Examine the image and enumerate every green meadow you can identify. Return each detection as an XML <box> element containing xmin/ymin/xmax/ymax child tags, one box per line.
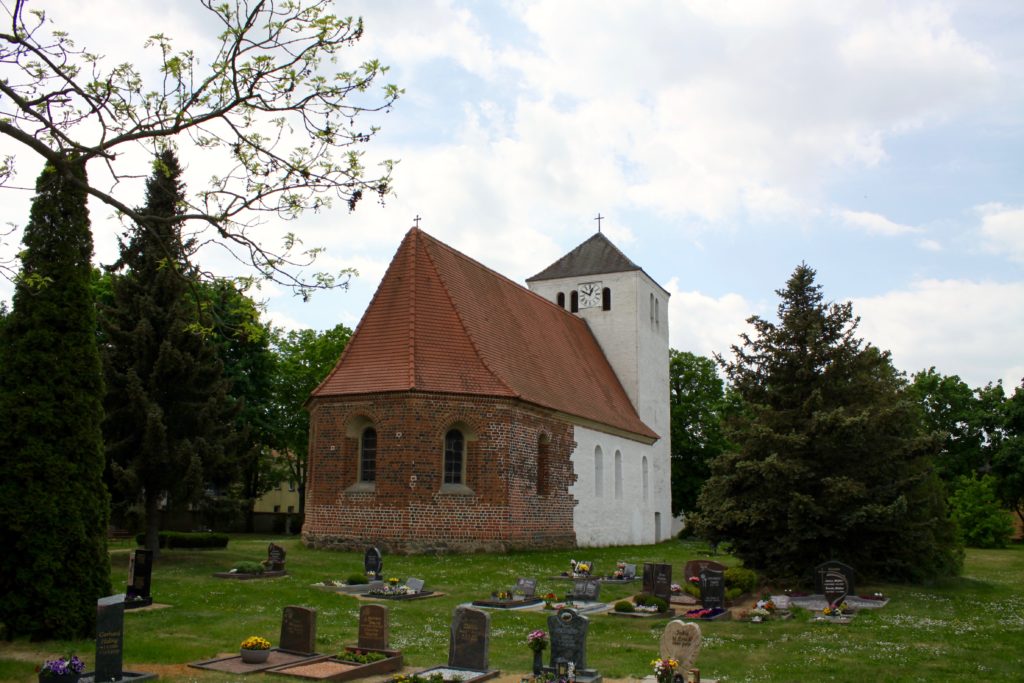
<box><xmin>1</xmin><ymin>537</ymin><xmax>1021</xmax><ymax>682</ymax></box>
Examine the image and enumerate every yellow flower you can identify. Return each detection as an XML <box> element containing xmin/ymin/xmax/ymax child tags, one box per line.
<box><xmin>241</xmin><ymin>636</ymin><xmax>271</xmax><ymax>650</ymax></box>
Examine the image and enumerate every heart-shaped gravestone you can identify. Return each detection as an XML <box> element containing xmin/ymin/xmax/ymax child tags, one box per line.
<box><xmin>660</xmin><ymin>620</ymin><xmax>702</xmax><ymax>670</ymax></box>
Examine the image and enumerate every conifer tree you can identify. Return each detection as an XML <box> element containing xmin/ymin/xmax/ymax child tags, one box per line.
<box><xmin>0</xmin><ymin>162</ymin><xmax>111</xmax><ymax>640</ymax></box>
<box><xmin>101</xmin><ymin>150</ymin><xmax>239</xmax><ymax>554</ymax></box>
<box><xmin>695</xmin><ymin>264</ymin><xmax>962</xmax><ymax>582</ymax></box>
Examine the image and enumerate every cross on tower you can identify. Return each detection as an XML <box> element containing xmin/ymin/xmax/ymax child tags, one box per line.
<box><xmin>594</xmin><ymin>213</ymin><xmax>604</xmax><ymax>232</ymax></box>
<box><xmin>413</xmin><ymin>215</ymin><xmax>422</xmax><ymax>228</ymax></box>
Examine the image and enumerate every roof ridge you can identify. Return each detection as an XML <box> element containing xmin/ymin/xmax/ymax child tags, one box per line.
<box><xmin>416</xmin><ymin>230</ymin><xmax>518</xmax><ymax>399</ymax></box>
<box><xmin>407</xmin><ymin>228</ymin><xmax>417</xmax><ymax>388</ymax></box>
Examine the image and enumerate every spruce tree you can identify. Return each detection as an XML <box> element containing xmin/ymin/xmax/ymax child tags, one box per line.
<box><xmin>101</xmin><ymin>150</ymin><xmax>238</xmax><ymax>554</ymax></box>
<box><xmin>0</xmin><ymin>162</ymin><xmax>111</xmax><ymax>640</ymax></box>
<box><xmin>695</xmin><ymin>264</ymin><xmax>962</xmax><ymax>582</ymax></box>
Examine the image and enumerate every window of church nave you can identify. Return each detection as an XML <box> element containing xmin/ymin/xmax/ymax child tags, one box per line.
<box><xmin>444</xmin><ymin>429</ymin><xmax>465</xmax><ymax>485</ymax></box>
<box><xmin>642</xmin><ymin>455</ymin><xmax>649</xmax><ymax>500</ymax></box>
<box><xmin>359</xmin><ymin>427</ymin><xmax>377</xmax><ymax>483</ymax></box>
<box><xmin>649</xmin><ymin>293</ymin><xmax>655</xmax><ymax>328</ymax></box>
<box><xmin>557</xmin><ymin>292</ymin><xmax>565</xmax><ymax>308</ymax></box>
<box><xmin>594</xmin><ymin>445</ymin><xmax>604</xmax><ymax>497</ymax></box>
<box><xmin>614</xmin><ymin>450</ymin><xmax>622</xmax><ymax>499</ymax></box>
<box><xmin>602</xmin><ymin>287</ymin><xmax>611</xmax><ymax>311</ymax></box>
<box><xmin>655</xmin><ymin>298</ymin><xmax>660</xmax><ymax>329</ymax></box>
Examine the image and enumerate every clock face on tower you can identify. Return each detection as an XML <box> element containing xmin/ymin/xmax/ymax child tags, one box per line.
<box><xmin>578</xmin><ymin>281</ymin><xmax>602</xmax><ymax>309</ymax></box>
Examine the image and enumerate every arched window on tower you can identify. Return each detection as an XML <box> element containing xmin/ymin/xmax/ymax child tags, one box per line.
<box><xmin>649</xmin><ymin>293</ymin><xmax>655</xmax><ymax>328</ymax></box>
<box><xmin>570</xmin><ymin>290</ymin><xmax>579</xmax><ymax>313</ymax></box>
<box><xmin>594</xmin><ymin>446</ymin><xmax>604</xmax><ymax>497</ymax></box>
<box><xmin>444</xmin><ymin>429</ymin><xmax>465</xmax><ymax>485</ymax></box>
<box><xmin>655</xmin><ymin>298</ymin><xmax>660</xmax><ymax>329</ymax></box>
<box><xmin>602</xmin><ymin>287</ymin><xmax>611</xmax><ymax>311</ymax></box>
<box><xmin>556</xmin><ymin>292</ymin><xmax>565</xmax><ymax>309</ymax></box>
<box><xmin>359</xmin><ymin>427</ymin><xmax>377</xmax><ymax>483</ymax></box>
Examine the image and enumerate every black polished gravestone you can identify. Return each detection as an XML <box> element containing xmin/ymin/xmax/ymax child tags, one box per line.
<box><xmin>125</xmin><ymin>549</ymin><xmax>153</xmax><ymax>609</ymax></box>
<box><xmin>546</xmin><ymin>607</ymin><xmax>601</xmax><ymax>683</ymax></box>
<box><xmin>698</xmin><ymin>568</ymin><xmax>725</xmax><ymax>610</ymax></box>
<box><xmin>815</xmin><ymin>561</ymin><xmax>855</xmax><ymax>604</ymax></box>
<box><xmin>449</xmin><ymin>606</ymin><xmax>491</xmax><ymax>671</ymax></box>
<box><xmin>279</xmin><ymin>605</ymin><xmax>317</xmax><ymax>655</ymax></box>
<box><xmin>514</xmin><ymin>577</ymin><xmax>538</xmax><ymax>597</ymax></box>
<box><xmin>264</xmin><ymin>542</ymin><xmax>287</xmax><ymax>572</ymax></box>
<box><xmin>364</xmin><ymin>546</ymin><xmax>383</xmax><ymax>577</ymax></box>
<box><xmin>643</xmin><ymin>563</ymin><xmax>673</xmax><ymax>603</ymax></box>
<box><xmin>567</xmin><ymin>578</ymin><xmax>601</xmax><ymax>602</ymax></box>
<box><xmin>84</xmin><ymin>594</ymin><xmax>156</xmax><ymax>683</ymax></box>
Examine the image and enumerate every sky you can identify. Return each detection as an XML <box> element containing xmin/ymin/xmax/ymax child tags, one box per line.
<box><xmin>1</xmin><ymin>0</ymin><xmax>1022</xmax><ymax>390</ymax></box>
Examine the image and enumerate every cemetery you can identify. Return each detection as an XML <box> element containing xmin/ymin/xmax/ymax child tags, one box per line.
<box><xmin>2</xmin><ymin>536</ymin><xmax>1022</xmax><ymax>682</ymax></box>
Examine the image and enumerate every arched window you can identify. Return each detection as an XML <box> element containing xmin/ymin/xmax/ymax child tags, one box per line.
<box><xmin>444</xmin><ymin>429</ymin><xmax>465</xmax><ymax>485</ymax></box>
<box><xmin>556</xmin><ymin>292</ymin><xmax>565</xmax><ymax>309</ymax></box>
<box><xmin>642</xmin><ymin>456</ymin><xmax>649</xmax><ymax>500</ymax></box>
<box><xmin>655</xmin><ymin>298</ymin><xmax>660</xmax><ymax>329</ymax></box>
<box><xmin>614</xmin><ymin>450</ymin><xmax>622</xmax><ymax>499</ymax></box>
<box><xmin>570</xmin><ymin>290</ymin><xmax>579</xmax><ymax>313</ymax></box>
<box><xmin>602</xmin><ymin>287</ymin><xmax>611</xmax><ymax>311</ymax></box>
<box><xmin>537</xmin><ymin>434</ymin><xmax>551</xmax><ymax>496</ymax></box>
<box><xmin>359</xmin><ymin>427</ymin><xmax>377</xmax><ymax>483</ymax></box>
<box><xmin>649</xmin><ymin>293</ymin><xmax>655</xmax><ymax>328</ymax></box>
<box><xmin>594</xmin><ymin>446</ymin><xmax>604</xmax><ymax>497</ymax></box>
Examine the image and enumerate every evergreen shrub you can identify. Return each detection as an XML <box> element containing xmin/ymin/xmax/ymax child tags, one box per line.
<box><xmin>724</xmin><ymin>567</ymin><xmax>758</xmax><ymax>594</ymax></box>
<box><xmin>614</xmin><ymin>600</ymin><xmax>635</xmax><ymax>613</ymax></box>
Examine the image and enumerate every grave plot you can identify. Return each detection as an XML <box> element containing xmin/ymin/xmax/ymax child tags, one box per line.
<box><xmin>541</xmin><ymin>579</ymin><xmax>609</xmax><ymax>615</ymax></box>
<box><xmin>213</xmin><ymin>542</ymin><xmax>289</xmax><ymax>580</ymax></box>
<box><xmin>680</xmin><ymin>567</ymin><xmax>730</xmax><ymax>621</ymax></box>
<box><xmin>271</xmin><ymin>604</ymin><xmax>403</xmax><ymax>681</ymax></box>
<box><xmin>598</xmin><ymin>562</ymin><xmax>638</xmax><ymax>584</ymax></box>
<box><xmin>79</xmin><ymin>594</ymin><xmax>157</xmax><ymax>682</ymax></box>
<box><xmin>311</xmin><ymin>549</ymin><xmax>386</xmax><ymax>595</ymax></box>
<box><xmin>610</xmin><ymin>563</ymin><xmax>675</xmax><ymax>618</ymax></box>
<box><xmin>471</xmin><ymin>577</ymin><xmax>543</xmax><ymax>609</ymax></box>
<box><xmin>552</xmin><ymin>559</ymin><xmax>595</xmax><ymax>580</ymax></box>
<box><xmin>786</xmin><ymin>561</ymin><xmax>889</xmax><ymax>623</ymax></box>
<box><xmin>124</xmin><ymin>549</ymin><xmax>154</xmax><ymax>609</ymax></box>
<box><xmin>658</xmin><ymin>620</ymin><xmax>718</xmax><ymax>683</ymax></box>
<box><xmin>189</xmin><ymin>605</ymin><xmax>321</xmax><ymax>674</ymax></box>
<box><xmin>360</xmin><ymin>577</ymin><xmax>441</xmax><ymax>601</ymax></box>
<box><xmin>543</xmin><ymin>608</ymin><xmax>602</xmax><ymax>683</ymax></box>
<box><xmin>398</xmin><ymin>606</ymin><xmax>499</xmax><ymax>683</ymax></box>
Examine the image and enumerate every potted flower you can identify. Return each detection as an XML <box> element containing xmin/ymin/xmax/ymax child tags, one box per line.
<box><xmin>651</xmin><ymin>657</ymin><xmax>679</xmax><ymax>683</ymax></box>
<box><xmin>526</xmin><ymin>629</ymin><xmax>548</xmax><ymax>675</ymax></box>
<box><xmin>240</xmin><ymin>636</ymin><xmax>272</xmax><ymax>663</ymax></box>
<box><xmin>37</xmin><ymin>655</ymin><xmax>85</xmax><ymax>683</ymax></box>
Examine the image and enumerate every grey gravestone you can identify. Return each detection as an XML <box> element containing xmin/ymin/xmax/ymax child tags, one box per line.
<box><xmin>364</xmin><ymin>546</ymin><xmax>383</xmax><ymax>576</ymax></box>
<box><xmin>449</xmin><ymin>606</ymin><xmax>490</xmax><ymax>671</ymax></box>
<box><xmin>406</xmin><ymin>577</ymin><xmax>425</xmax><ymax>593</ymax></box>
<box><xmin>659</xmin><ymin>621</ymin><xmax>702</xmax><ymax>670</ymax></box>
<box><xmin>623</xmin><ymin>563</ymin><xmax>637</xmax><ymax>580</ymax></box>
<box><xmin>815</xmin><ymin>561</ymin><xmax>855</xmax><ymax>603</ymax></box>
<box><xmin>569</xmin><ymin>578</ymin><xmax>601</xmax><ymax>602</ymax></box>
<box><xmin>126</xmin><ymin>549</ymin><xmax>153</xmax><ymax>604</ymax></box>
<box><xmin>698</xmin><ymin>568</ymin><xmax>725</xmax><ymax>609</ymax></box>
<box><xmin>548</xmin><ymin>607</ymin><xmax>589</xmax><ymax>670</ymax></box>
<box><xmin>358</xmin><ymin>604</ymin><xmax>389</xmax><ymax>650</ymax></box>
<box><xmin>683</xmin><ymin>559</ymin><xmax>727</xmax><ymax>580</ymax></box>
<box><xmin>266</xmin><ymin>543</ymin><xmax>287</xmax><ymax>571</ymax></box>
<box><xmin>643</xmin><ymin>563</ymin><xmax>672</xmax><ymax>602</ymax></box>
<box><xmin>279</xmin><ymin>605</ymin><xmax>317</xmax><ymax>654</ymax></box>
<box><xmin>515</xmin><ymin>577</ymin><xmax>538</xmax><ymax>597</ymax></box>
<box><xmin>95</xmin><ymin>594</ymin><xmax>126</xmax><ymax>682</ymax></box>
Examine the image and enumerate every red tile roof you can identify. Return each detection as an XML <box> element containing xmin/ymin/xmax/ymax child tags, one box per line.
<box><xmin>312</xmin><ymin>228</ymin><xmax>658</xmax><ymax>441</ymax></box>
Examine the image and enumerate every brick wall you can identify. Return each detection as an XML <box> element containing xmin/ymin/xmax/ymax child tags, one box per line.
<box><xmin>303</xmin><ymin>392</ymin><xmax>577</xmax><ymax>553</ymax></box>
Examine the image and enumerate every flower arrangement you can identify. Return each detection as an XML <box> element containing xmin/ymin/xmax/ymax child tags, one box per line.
<box><xmin>822</xmin><ymin>601</ymin><xmax>850</xmax><ymax>617</ymax></box>
<box><xmin>612</xmin><ymin>562</ymin><xmax>626</xmax><ymax>579</ymax></box>
<box><xmin>748</xmin><ymin>607</ymin><xmax>771</xmax><ymax>622</ymax></box>
<box><xmin>369</xmin><ymin>583</ymin><xmax>413</xmax><ymax>596</ymax></box>
<box><xmin>241</xmin><ymin>636</ymin><xmax>271</xmax><ymax>650</ymax></box>
<box><xmin>670</xmin><ymin>583</ymin><xmax>682</xmax><ymax>594</ymax></box>
<box><xmin>569</xmin><ymin>559</ymin><xmax>591</xmax><ymax>577</ymax></box>
<box><xmin>651</xmin><ymin>657</ymin><xmax>679</xmax><ymax>683</ymax></box>
<box><xmin>491</xmin><ymin>590</ymin><xmax>513</xmax><ymax>600</ymax></box>
<box><xmin>527</xmin><ymin>629</ymin><xmax>548</xmax><ymax>652</ymax></box>
<box><xmin>37</xmin><ymin>655</ymin><xmax>85</xmax><ymax>679</ymax></box>
<box><xmin>388</xmin><ymin>577</ymin><xmax>401</xmax><ymax>586</ymax></box>
<box><xmin>683</xmin><ymin>607</ymin><xmax>726</xmax><ymax>620</ymax></box>
<box><xmin>688</xmin><ymin>575</ymin><xmax>700</xmax><ymax>585</ymax></box>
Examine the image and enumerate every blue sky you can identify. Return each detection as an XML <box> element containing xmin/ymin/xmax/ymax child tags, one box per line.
<box><xmin>1</xmin><ymin>1</ymin><xmax>1022</xmax><ymax>390</ymax></box>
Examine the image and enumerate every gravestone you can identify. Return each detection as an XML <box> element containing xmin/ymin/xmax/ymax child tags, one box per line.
<box><xmin>815</xmin><ymin>561</ymin><xmax>855</xmax><ymax>604</ymax></box>
<box><xmin>683</xmin><ymin>559</ymin><xmax>727</xmax><ymax>580</ymax></box>
<box><xmin>448</xmin><ymin>606</ymin><xmax>490</xmax><ymax>671</ymax></box>
<box><xmin>515</xmin><ymin>577</ymin><xmax>538</xmax><ymax>597</ymax></box>
<box><xmin>659</xmin><ymin>620</ymin><xmax>702</xmax><ymax>671</ymax></box>
<box><xmin>698</xmin><ymin>568</ymin><xmax>725</xmax><ymax>609</ymax></box>
<box><xmin>125</xmin><ymin>549</ymin><xmax>153</xmax><ymax>607</ymax></box>
<box><xmin>265</xmin><ymin>543</ymin><xmax>287</xmax><ymax>571</ymax></box>
<box><xmin>406</xmin><ymin>577</ymin><xmax>425</xmax><ymax>593</ymax></box>
<box><xmin>358</xmin><ymin>604</ymin><xmax>389</xmax><ymax>650</ymax></box>
<box><xmin>364</xmin><ymin>546</ymin><xmax>383</xmax><ymax>576</ymax></box>
<box><xmin>548</xmin><ymin>607</ymin><xmax>589</xmax><ymax>670</ymax></box>
<box><xmin>643</xmin><ymin>563</ymin><xmax>673</xmax><ymax>602</ymax></box>
<box><xmin>569</xmin><ymin>578</ymin><xmax>601</xmax><ymax>602</ymax></box>
<box><xmin>279</xmin><ymin>605</ymin><xmax>317</xmax><ymax>655</ymax></box>
<box><xmin>95</xmin><ymin>594</ymin><xmax>126</xmax><ymax>682</ymax></box>
<box><xmin>623</xmin><ymin>563</ymin><xmax>637</xmax><ymax>580</ymax></box>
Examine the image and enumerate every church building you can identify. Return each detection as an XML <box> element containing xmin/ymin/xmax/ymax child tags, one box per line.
<box><xmin>302</xmin><ymin>227</ymin><xmax>671</xmax><ymax>553</ymax></box>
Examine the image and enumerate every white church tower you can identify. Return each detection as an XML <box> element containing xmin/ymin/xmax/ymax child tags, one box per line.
<box><xmin>527</xmin><ymin>232</ymin><xmax>672</xmax><ymax>545</ymax></box>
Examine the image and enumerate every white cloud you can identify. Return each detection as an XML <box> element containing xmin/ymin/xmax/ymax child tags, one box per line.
<box><xmin>855</xmin><ymin>279</ymin><xmax>1024</xmax><ymax>389</ymax></box>
<box><xmin>838</xmin><ymin>209</ymin><xmax>923</xmax><ymax>236</ymax></box>
<box><xmin>977</xmin><ymin>203</ymin><xmax>1024</xmax><ymax>262</ymax></box>
<box><xmin>664</xmin><ymin>278</ymin><xmax>756</xmax><ymax>359</ymax></box>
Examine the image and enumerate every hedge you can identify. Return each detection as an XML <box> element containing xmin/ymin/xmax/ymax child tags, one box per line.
<box><xmin>135</xmin><ymin>531</ymin><xmax>230</xmax><ymax>549</ymax></box>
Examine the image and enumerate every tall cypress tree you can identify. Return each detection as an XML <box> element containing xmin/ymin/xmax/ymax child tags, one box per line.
<box><xmin>0</xmin><ymin>162</ymin><xmax>111</xmax><ymax>640</ymax></box>
<box><xmin>102</xmin><ymin>150</ymin><xmax>238</xmax><ymax>554</ymax></box>
<box><xmin>695</xmin><ymin>264</ymin><xmax>962</xmax><ymax>582</ymax></box>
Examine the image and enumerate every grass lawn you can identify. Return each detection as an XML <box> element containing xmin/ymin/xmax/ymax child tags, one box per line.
<box><xmin>1</xmin><ymin>538</ymin><xmax>1021</xmax><ymax>682</ymax></box>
